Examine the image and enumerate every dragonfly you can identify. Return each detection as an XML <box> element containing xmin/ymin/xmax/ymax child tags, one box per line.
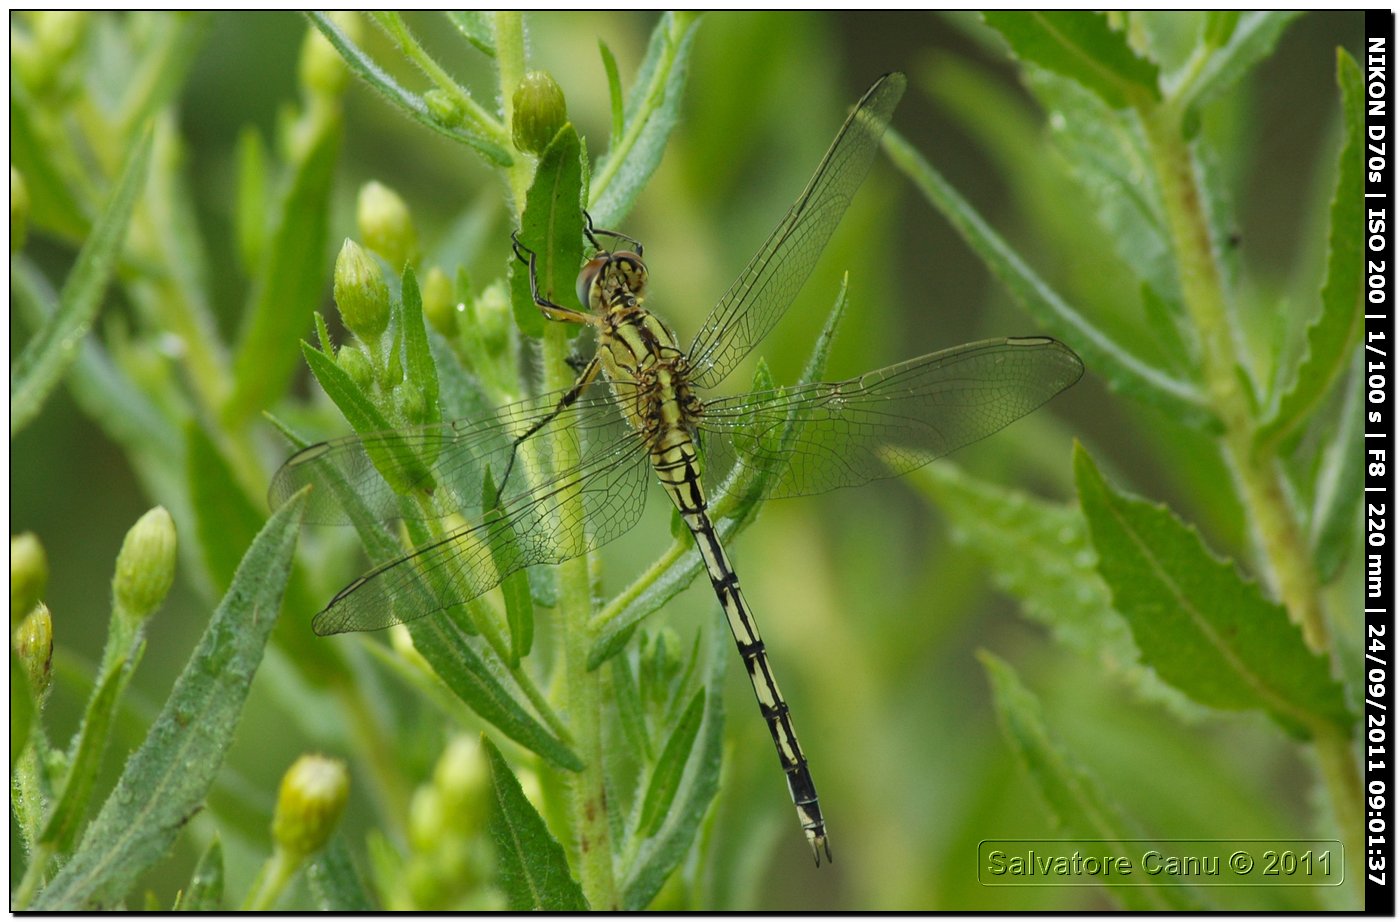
<box><xmin>270</xmin><ymin>72</ymin><xmax>1084</xmax><ymax>866</ymax></box>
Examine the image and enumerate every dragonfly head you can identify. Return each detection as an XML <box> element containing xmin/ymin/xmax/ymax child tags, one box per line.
<box><xmin>578</xmin><ymin>250</ymin><xmax>648</xmax><ymax>311</ymax></box>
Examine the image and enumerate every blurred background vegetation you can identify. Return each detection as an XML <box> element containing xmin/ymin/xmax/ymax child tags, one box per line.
<box><xmin>11</xmin><ymin>10</ymin><xmax>1363</xmax><ymax>910</ymax></box>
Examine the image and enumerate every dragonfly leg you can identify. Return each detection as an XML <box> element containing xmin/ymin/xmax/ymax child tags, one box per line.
<box><xmin>583</xmin><ymin>209</ymin><xmax>644</xmax><ymax>256</ymax></box>
<box><xmin>511</xmin><ymin>232</ymin><xmax>593</xmax><ymax>323</ymax></box>
<box><xmin>497</xmin><ymin>353</ymin><xmax>602</xmax><ymax>498</ymax></box>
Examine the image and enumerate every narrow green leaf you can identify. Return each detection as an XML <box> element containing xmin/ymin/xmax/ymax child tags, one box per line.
<box><xmin>1177</xmin><ymin>12</ymin><xmax>1301</xmax><ymax>115</ymax></box>
<box><xmin>306</xmin><ymin>12</ymin><xmax>511</xmax><ymax>166</ymax></box>
<box><xmin>588</xmin><ymin>12</ymin><xmax>702</xmax><ymax>227</ymax></box>
<box><xmin>398</xmin><ymin>265</ymin><xmax>441</xmax><ymax>426</ymax></box>
<box><xmin>9</xmin><ymin>75</ymin><xmax>89</xmax><ymax>240</ymax></box>
<box><xmin>11</xmin><ymin>129</ymin><xmax>153</xmax><ymax>436</ymax></box>
<box><xmin>444</xmin><ymin>11</ymin><xmax>495</xmax><ymax>57</ymax></box>
<box><xmin>1024</xmin><ymin>69</ymin><xmax>1180</xmax><ymax>311</ymax></box>
<box><xmin>407</xmin><ymin>617</ymin><xmax>581</xmax><ymax>772</ymax></box>
<box><xmin>598</xmin><ymin>39</ymin><xmax>625</xmax><ymax>148</ymax></box>
<box><xmin>307</xmin><ymin>835</ymin><xmax>374</xmax><ymax>911</ymax></box>
<box><xmin>979</xmin><ymin>651</ymin><xmax>1203</xmax><ymax>912</ymax></box>
<box><xmin>185</xmin><ymin>421</ymin><xmax>264</xmax><ymax>591</ymax></box>
<box><xmin>1202</xmin><ymin>11</ymin><xmax>1241</xmax><ymax>48</ymax></box>
<box><xmin>482</xmin><ymin>468</ymin><xmax>535</xmax><ymax>666</ymax></box>
<box><xmin>982</xmin><ymin>11</ymin><xmax>1161</xmax><ymax>109</ymax></box>
<box><xmin>1312</xmin><ymin>358</ymin><xmax>1364</xmax><ymax>581</ymax></box>
<box><xmin>1139</xmin><ymin>282</ymin><xmax>1196</xmax><ymax>376</ymax></box>
<box><xmin>33</xmin><ymin>492</ymin><xmax>306</xmax><ymax>909</ymax></box>
<box><xmin>174</xmin><ymin>837</ymin><xmax>224</xmax><ymax>911</ymax></box>
<box><xmin>234</xmin><ymin>126</ymin><xmax>268</xmax><ymax>274</ymax></box>
<box><xmin>297</xmin><ymin>341</ymin><xmax>576</xmax><ymax>768</ymax></box>
<box><xmin>483</xmin><ymin>735</ymin><xmax>589</xmax><ymax>911</ymax></box>
<box><xmin>510</xmin><ymin>124</ymin><xmax>585</xmax><ymax>338</ymax></box>
<box><xmin>620</xmin><ymin>627</ymin><xmax>725</xmax><ymax>910</ymax></box>
<box><xmin>1258</xmin><ymin>49</ymin><xmax>1365</xmax><ymax>447</ymax></box>
<box><xmin>301</xmin><ymin>341</ymin><xmax>433</xmax><ymax>498</ymax></box>
<box><xmin>910</xmin><ymin>462</ymin><xmax>1199</xmax><ymax>715</ymax></box>
<box><xmin>883</xmin><ymin>127</ymin><xmax>1218</xmax><ymax>431</ymax></box>
<box><xmin>611</xmin><ymin>650</ymin><xmax>652</xmax><ymax>762</ymax></box>
<box><xmin>638</xmin><ymin>689</ymin><xmax>705</xmax><ymax>838</ymax></box>
<box><xmin>38</xmin><ymin>652</ymin><xmax>139</xmax><ymax>854</ymax></box>
<box><xmin>1073</xmin><ymin>444</ymin><xmax>1353</xmax><ymax>738</ymax></box>
<box><xmin>228</xmin><ymin>115</ymin><xmax>339</xmax><ymax>423</ymax></box>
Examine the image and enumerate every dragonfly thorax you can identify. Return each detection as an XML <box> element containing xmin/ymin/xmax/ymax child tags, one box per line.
<box><xmin>578</xmin><ymin>250</ymin><xmax>647</xmax><ymax>313</ymax></box>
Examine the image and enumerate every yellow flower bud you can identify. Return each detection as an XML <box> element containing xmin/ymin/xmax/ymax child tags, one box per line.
<box><xmin>334</xmin><ymin>238</ymin><xmax>391</xmax><ymax>343</ymax></box>
<box><xmin>300</xmin><ymin>11</ymin><xmax>359</xmax><ymax>99</ymax></box>
<box><xmin>112</xmin><ymin>507</ymin><xmax>177</xmax><ymax>624</ymax></box>
<box><xmin>357</xmin><ymin>181</ymin><xmax>419</xmax><ymax>271</ymax></box>
<box><xmin>421</xmin><ymin>266</ymin><xmax>457</xmax><ymax>336</ymax></box>
<box><xmin>271</xmin><ymin>754</ymin><xmax>350</xmax><ymax>860</ymax></box>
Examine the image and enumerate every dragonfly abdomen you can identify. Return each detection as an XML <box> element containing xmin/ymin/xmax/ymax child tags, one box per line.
<box><xmin>655</xmin><ymin>440</ymin><xmax>831</xmax><ymax>865</ymax></box>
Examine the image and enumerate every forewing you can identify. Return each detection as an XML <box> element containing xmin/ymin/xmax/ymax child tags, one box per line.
<box><xmin>686</xmin><ymin>73</ymin><xmax>906</xmax><ymax>390</ymax></box>
<box><xmin>269</xmin><ymin>387</ymin><xmax>629</xmax><ymax>526</ymax></box>
<box><xmin>698</xmin><ymin>338</ymin><xmax>1084</xmax><ymax>500</ymax></box>
<box><xmin>310</xmin><ymin>416</ymin><xmax>653</xmax><ymax>634</ymax></box>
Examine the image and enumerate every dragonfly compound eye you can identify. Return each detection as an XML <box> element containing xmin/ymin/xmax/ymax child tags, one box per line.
<box><xmin>576</xmin><ymin>254</ymin><xmax>609</xmax><ymax>310</ymax></box>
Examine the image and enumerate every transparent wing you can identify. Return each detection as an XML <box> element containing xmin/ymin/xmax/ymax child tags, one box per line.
<box><xmin>269</xmin><ymin>383</ymin><xmax>654</xmax><ymax>635</ymax></box>
<box><xmin>697</xmin><ymin>338</ymin><xmax>1083</xmax><ymax>500</ymax></box>
<box><xmin>310</xmin><ymin>434</ymin><xmax>651</xmax><ymax>635</ymax></box>
<box><xmin>686</xmin><ymin>73</ymin><xmax>906</xmax><ymax>390</ymax></box>
<box><xmin>269</xmin><ymin>386</ymin><xmax>632</xmax><ymax>526</ymax></box>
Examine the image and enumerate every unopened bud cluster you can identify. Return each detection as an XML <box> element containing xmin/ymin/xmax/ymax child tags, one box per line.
<box><xmin>394</xmin><ymin>735</ymin><xmax>499</xmax><ymax>910</ymax></box>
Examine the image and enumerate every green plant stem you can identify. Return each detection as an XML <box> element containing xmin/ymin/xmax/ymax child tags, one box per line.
<box><xmin>372</xmin><ymin>12</ymin><xmax>503</xmax><ymax>140</ymax></box>
<box><xmin>542</xmin><ymin>322</ymin><xmax>618</xmax><ymax>910</ymax></box>
<box><xmin>494</xmin><ymin>11</ymin><xmax>531</xmax><ymax>215</ymax></box>
<box><xmin>591</xmin><ymin>537</ymin><xmax>687</xmax><ymax>632</ymax></box>
<box><xmin>242</xmin><ymin>845</ymin><xmax>299</xmax><ymax>911</ymax></box>
<box><xmin>1140</xmin><ymin>105</ymin><xmax>1329</xmax><ymax>652</ymax></box>
<box><xmin>1140</xmin><ymin>101</ymin><xmax>1360</xmax><ymax>897</ymax></box>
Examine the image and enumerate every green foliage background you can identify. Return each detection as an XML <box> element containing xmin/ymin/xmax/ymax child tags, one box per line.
<box><xmin>11</xmin><ymin>10</ymin><xmax>1365</xmax><ymax>910</ymax></box>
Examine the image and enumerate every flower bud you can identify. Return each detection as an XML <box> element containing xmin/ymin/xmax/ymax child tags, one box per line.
<box><xmin>13</xmin><ymin>603</ymin><xmax>53</xmax><ymax>696</ymax></box>
<box><xmin>421</xmin><ymin>266</ymin><xmax>457</xmax><ymax>336</ymax></box>
<box><xmin>337</xmin><ymin>343</ymin><xmax>374</xmax><ymax>391</ymax></box>
<box><xmin>334</xmin><ymin>238</ymin><xmax>391</xmax><ymax>343</ymax></box>
<box><xmin>11</xmin><ymin>166</ymin><xmax>29</xmax><ymax>253</ymax></box>
<box><xmin>424</xmin><ymin>89</ymin><xmax>465</xmax><ymax>129</ymax></box>
<box><xmin>11</xmin><ymin>532</ymin><xmax>47</xmax><ymax>621</ymax></box>
<box><xmin>272</xmin><ymin>754</ymin><xmax>350</xmax><ymax>860</ymax></box>
<box><xmin>112</xmin><ymin>507</ymin><xmax>177</xmax><ymax>625</ymax></box>
<box><xmin>357</xmin><ymin>181</ymin><xmax>419</xmax><ymax>271</ymax></box>
<box><xmin>300</xmin><ymin>11</ymin><xmax>359</xmax><ymax>99</ymax></box>
<box><xmin>471</xmin><ymin>282</ymin><xmax>513</xmax><ymax>356</ymax></box>
<box><xmin>408</xmin><ymin>785</ymin><xmax>447</xmax><ymax>853</ymax></box>
<box><xmin>512</xmin><ymin>71</ymin><xmax>568</xmax><ymax>155</ymax></box>
<box><xmin>435</xmin><ymin>735</ymin><xmax>489</xmax><ymax>823</ymax></box>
